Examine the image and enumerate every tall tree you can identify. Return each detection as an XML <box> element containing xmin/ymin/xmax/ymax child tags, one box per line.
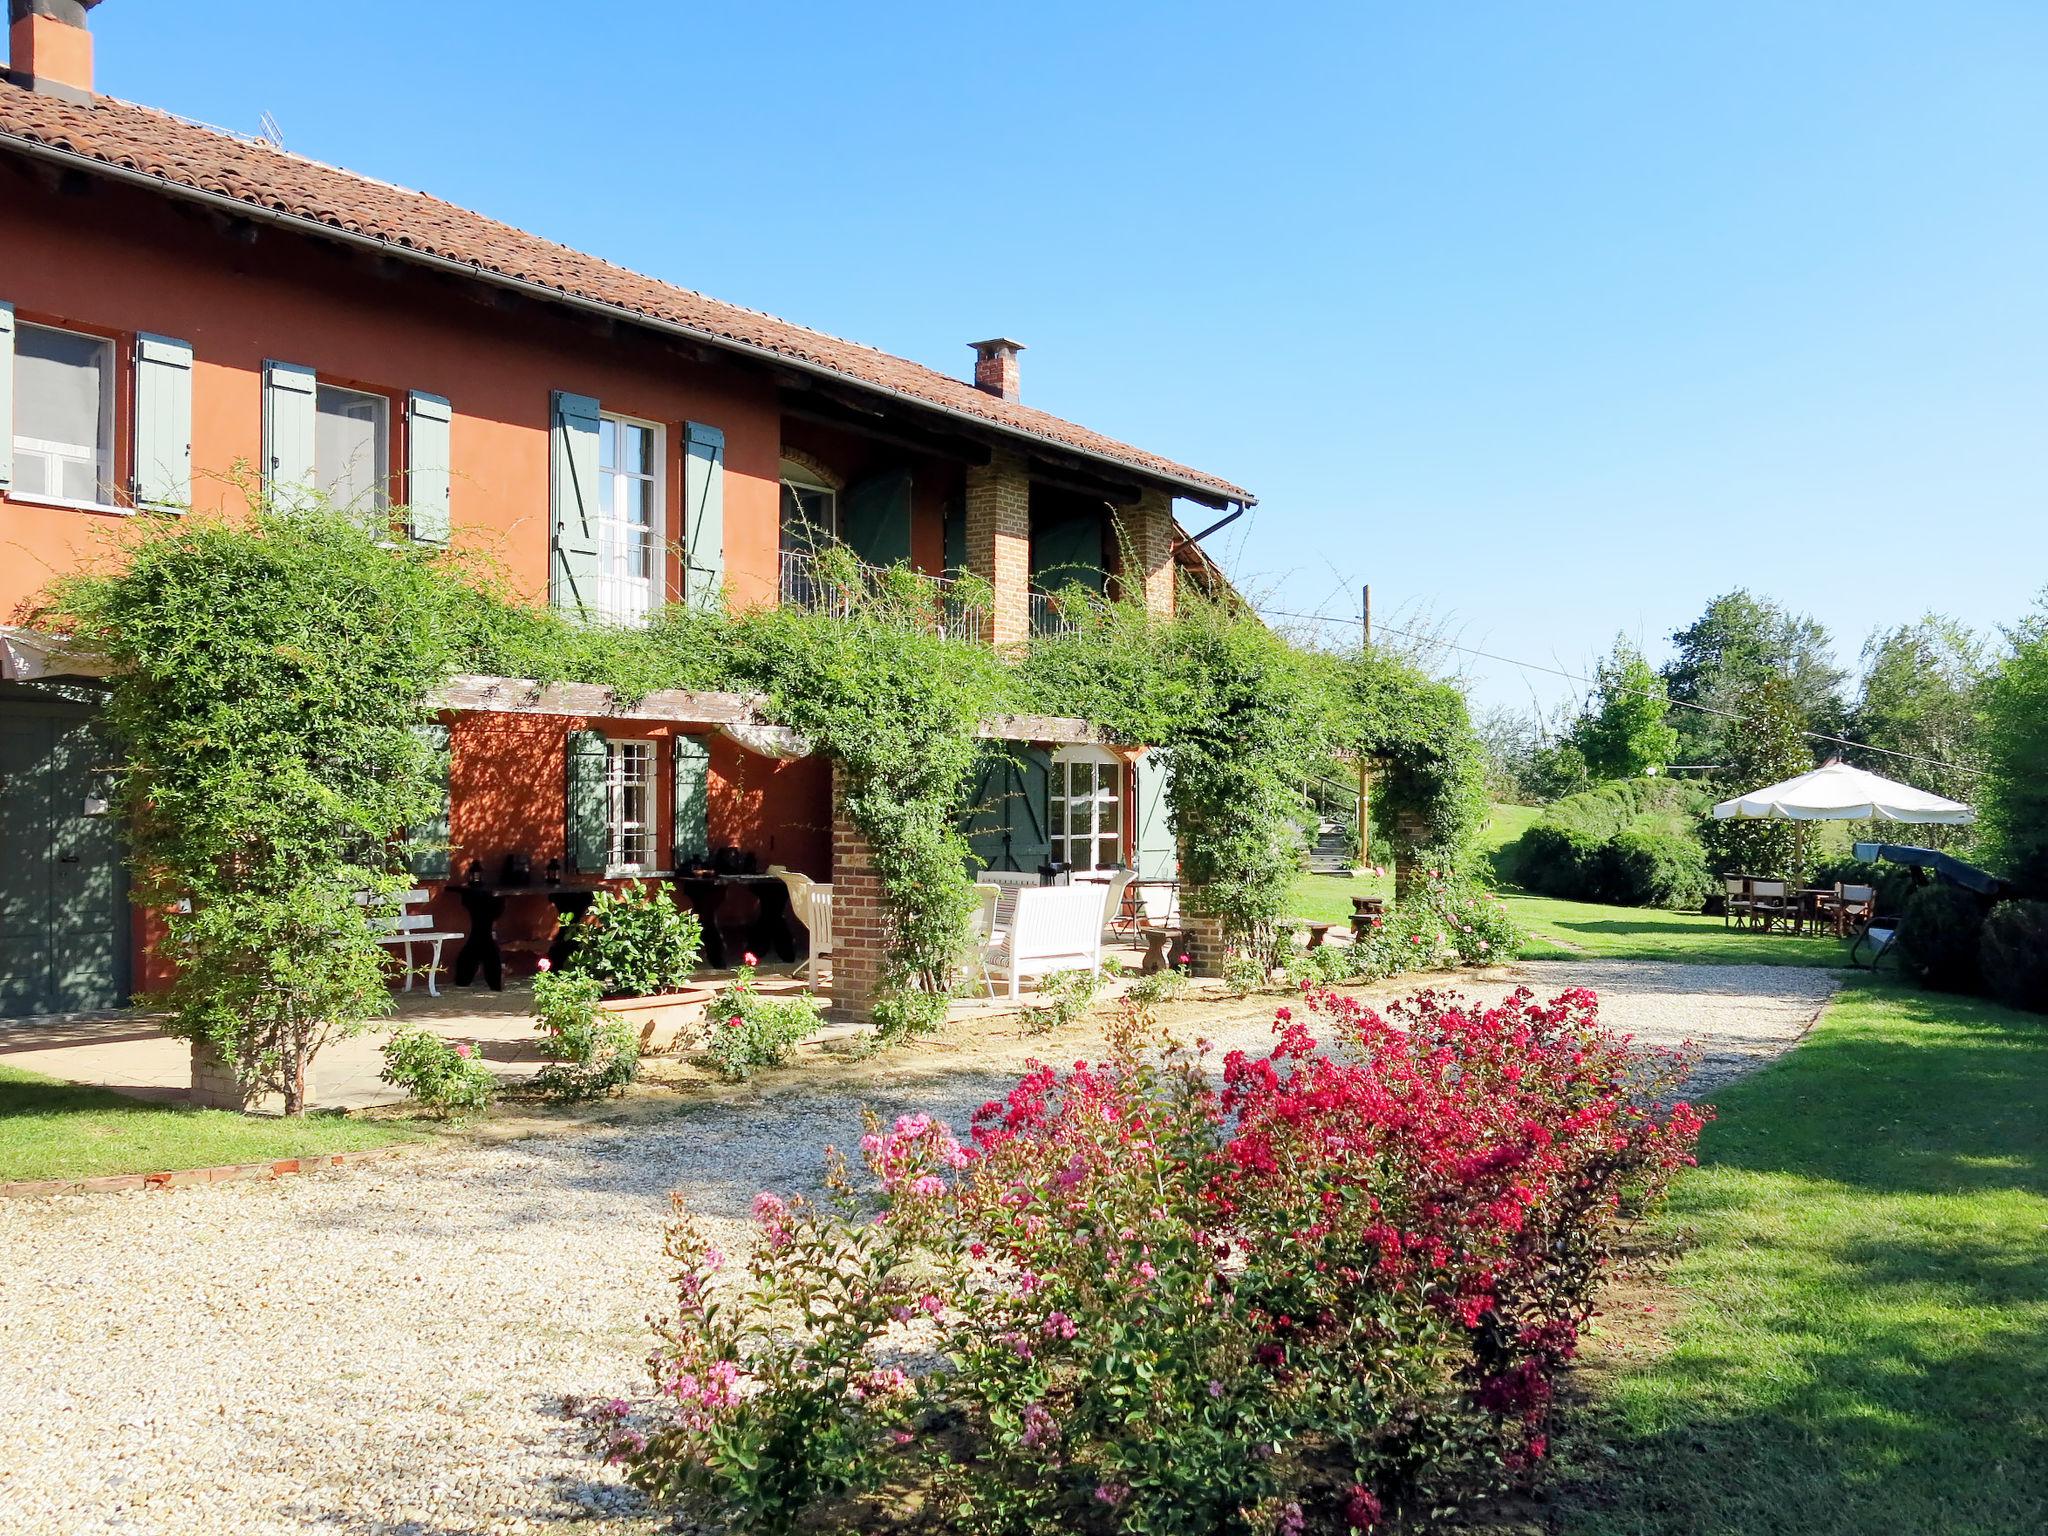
<box><xmin>1662</xmin><ymin>590</ymin><xmax>1846</xmax><ymax>766</ymax></box>
<box><xmin>1697</xmin><ymin>677</ymin><xmax>1815</xmax><ymax>881</ymax></box>
<box><xmin>1978</xmin><ymin>595</ymin><xmax>2048</xmax><ymax>896</ymax></box>
<box><xmin>1570</xmin><ymin>635</ymin><xmax>1679</xmax><ymax>780</ymax></box>
<box><xmin>1849</xmin><ymin>614</ymin><xmax>1986</xmax><ymax>805</ymax></box>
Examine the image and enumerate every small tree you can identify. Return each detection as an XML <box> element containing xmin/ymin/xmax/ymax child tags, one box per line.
<box><xmin>54</xmin><ymin>503</ymin><xmax>463</xmax><ymax>1112</ymax></box>
<box><xmin>1698</xmin><ymin>678</ymin><xmax>1813</xmax><ymax>881</ymax></box>
<box><xmin>1570</xmin><ymin>635</ymin><xmax>1678</xmax><ymax>779</ymax></box>
<box><xmin>1978</xmin><ymin>596</ymin><xmax>2048</xmax><ymax>896</ymax></box>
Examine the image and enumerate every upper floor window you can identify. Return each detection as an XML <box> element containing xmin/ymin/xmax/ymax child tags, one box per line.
<box><xmin>13</xmin><ymin>322</ymin><xmax>114</xmax><ymax>507</ymax></box>
<box><xmin>779</xmin><ymin>460</ymin><xmax>837</xmax><ymax>554</ymax></box>
<box><xmin>315</xmin><ymin>384</ymin><xmax>390</xmax><ymax>518</ymax></box>
<box><xmin>597</xmin><ymin>414</ymin><xmax>662</xmax><ymax>623</ymax></box>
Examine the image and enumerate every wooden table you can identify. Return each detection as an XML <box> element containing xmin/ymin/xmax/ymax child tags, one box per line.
<box><xmin>453</xmin><ymin>882</ymin><xmax>606</xmax><ymax>990</ymax></box>
<box><xmin>673</xmin><ymin>872</ymin><xmax>799</xmax><ymax>968</ymax></box>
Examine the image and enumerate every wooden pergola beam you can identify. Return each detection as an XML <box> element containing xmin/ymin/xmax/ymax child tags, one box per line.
<box><xmin>430</xmin><ymin>675</ymin><xmax>1111</xmax><ymax>748</ymax></box>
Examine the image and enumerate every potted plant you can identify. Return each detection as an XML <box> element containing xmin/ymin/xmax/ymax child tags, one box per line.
<box><xmin>555</xmin><ymin>887</ymin><xmax>715</xmax><ymax>1052</ymax></box>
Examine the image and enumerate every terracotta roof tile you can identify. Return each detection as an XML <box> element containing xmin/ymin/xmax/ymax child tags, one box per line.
<box><xmin>0</xmin><ymin>85</ymin><xmax>1250</xmax><ymax>503</ymax></box>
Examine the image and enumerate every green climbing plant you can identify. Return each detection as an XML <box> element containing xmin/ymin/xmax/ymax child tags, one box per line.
<box><xmin>50</xmin><ymin>499</ymin><xmax>468</xmax><ymax>1113</ymax></box>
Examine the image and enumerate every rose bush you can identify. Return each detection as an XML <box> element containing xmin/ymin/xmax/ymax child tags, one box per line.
<box><xmin>595</xmin><ymin>987</ymin><xmax>1706</xmax><ymax>1534</ymax></box>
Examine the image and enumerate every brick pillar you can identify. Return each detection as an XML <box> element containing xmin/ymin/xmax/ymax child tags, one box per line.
<box><xmin>189</xmin><ymin>1041</ymin><xmax>282</xmax><ymax>1113</ymax></box>
<box><xmin>828</xmin><ymin>768</ymin><xmax>888</xmax><ymax>1022</ymax></box>
<box><xmin>1392</xmin><ymin>805</ymin><xmax>1432</xmax><ymax>901</ymax></box>
<box><xmin>1178</xmin><ymin>908</ymin><xmax>1230</xmax><ymax>978</ymax></box>
<box><xmin>964</xmin><ymin>450</ymin><xmax>1032</xmax><ymax>652</ymax></box>
<box><xmin>1122</xmin><ymin>487</ymin><xmax>1178</xmax><ymax>620</ymax></box>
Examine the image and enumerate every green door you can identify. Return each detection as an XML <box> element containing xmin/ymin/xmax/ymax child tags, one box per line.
<box><xmin>0</xmin><ymin>696</ymin><xmax>129</xmax><ymax>1017</ymax></box>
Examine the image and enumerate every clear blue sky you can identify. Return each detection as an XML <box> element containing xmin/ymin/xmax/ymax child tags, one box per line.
<box><xmin>87</xmin><ymin>1</ymin><xmax>2048</xmax><ymax>712</ymax></box>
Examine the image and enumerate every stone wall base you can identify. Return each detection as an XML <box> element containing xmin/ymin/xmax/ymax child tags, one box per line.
<box><xmin>189</xmin><ymin>1041</ymin><xmax>285</xmax><ymax>1114</ymax></box>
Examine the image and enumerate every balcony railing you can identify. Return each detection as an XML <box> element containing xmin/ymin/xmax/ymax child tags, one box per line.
<box><xmin>1029</xmin><ymin>588</ymin><xmax>1080</xmax><ymax>638</ymax></box>
<box><xmin>779</xmin><ymin>548</ymin><xmax>982</xmax><ymax>643</ymax></box>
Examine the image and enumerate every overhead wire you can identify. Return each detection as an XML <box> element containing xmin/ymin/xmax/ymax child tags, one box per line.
<box><xmin>1245</xmin><ymin>601</ymin><xmax>1979</xmax><ymax>779</ymax></box>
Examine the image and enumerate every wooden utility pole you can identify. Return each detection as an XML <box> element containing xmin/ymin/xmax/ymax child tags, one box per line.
<box><xmin>1357</xmin><ymin>583</ymin><xmax>1372</xmax><ymax>869</ymax></box>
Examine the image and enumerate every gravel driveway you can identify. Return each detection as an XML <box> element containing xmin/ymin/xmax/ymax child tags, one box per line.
<box><xmin>0</xmin><ymin>960</ymin><xmax>1836</xmax><ymax>1536</ymax></box>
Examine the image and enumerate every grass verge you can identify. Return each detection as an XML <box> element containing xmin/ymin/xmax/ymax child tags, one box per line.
<box><xmin>0</xmin><ymin>1063</ymin><xmax>426</xmax><ymax>1183</ymax></box>
<box><xmin>1558</xmin><ymin>980</ymin><xmax>2047</xmax><ymax>1535</ymax></box>
<box><xmin>1286</xmin><ymin>874</ymin><xmax>1853</xmax><ymax>968</ymax></box>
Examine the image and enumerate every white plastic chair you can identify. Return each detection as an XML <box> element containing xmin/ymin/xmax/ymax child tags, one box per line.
<box><xmin>966</xmin><ymin>882</ymin><xmax>1004</xmax><ymax>998</ymax></box>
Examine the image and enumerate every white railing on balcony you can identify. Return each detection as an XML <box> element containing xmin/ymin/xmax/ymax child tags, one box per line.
<box><xmin>1029</xmin><ymin>588</ymin><xmax>1079</xmax><ymax>638</ymax></box>
<box><xmin>779</xmin><ymin>548</ymin><xmax>982</xmax><ymax>643</ymax></box>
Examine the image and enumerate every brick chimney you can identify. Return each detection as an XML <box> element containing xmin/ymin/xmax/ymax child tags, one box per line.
<box><xmin>7</xmin><ymin>0</ymin><xmax>99</xmax><ymax>103</ymax></box>
<box><xmin>969</xmin><ymin>338</ymin><xmax>1025</xmax><ymax>403</ymax></box>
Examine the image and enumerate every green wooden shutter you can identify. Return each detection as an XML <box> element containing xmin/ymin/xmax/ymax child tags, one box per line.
<box><xmin>672</xmin><ymin>735</ymin><xmax>711</xmax><ymax>865</ymax></box>
<box><xmin>943</xmin><ymin>497</ymin><xmax>965</xmax><ymax>574</ymax></box>
<box><xmin>406</xmin><ymin>722</ymin><xmax>453</xmax><ymax>880</ymax></box>
<box><xmin>961</xmin><ymin>743</ymin><xmax>1052</xmax><ymax>873</ymax></box>
<box><xmin>682</xmin><ymin>421</ymin><xmax>725</xmax><ymax>609</ymax></box>
<box><xmin>133</xmin><ymin>333</ymin><xmax>195</xmax><ymax>513</ymax></box>
<box><xmin>844</xmin><ymin>468</ymin><xmax>913</xmax><ymax>568</ymax></box>
<box><xmin>566</xmin><ymin>729</ymin><xmax>610</xmax><ymax>874</ymax></box>
<box><xmin>406</xmin><ymin>391</ymin><xmax>452</xmax><ymax>543</ymax></box>
<box><xmin>0</xmin><ymin>301</ymin><xmax>15</xmax><ymax>492</ymax></box>
<box><xmin>1134</xmin><ymin>749</ymin><xmax>1178</xmax><ymax>880</ymax></box>
<box><xmin>551</xmin><ymin>391</ymin><xmax>602</xmax><ymax>615</ymax></box>
<box><xmin>262</xmin><ymin>360</ymin><xmax>317</xmax><ymax>502</ymax></box>
<box><xmin>1031</xmin><ymin>509</ymin><xmax>1107</xmax><ymax>594</ymax></box>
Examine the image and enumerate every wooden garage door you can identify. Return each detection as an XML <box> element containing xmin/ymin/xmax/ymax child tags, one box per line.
<box><xmin>0</xmin><ymin>695</ymin><xmax>129</xmax><ymax>1017</ymax></box>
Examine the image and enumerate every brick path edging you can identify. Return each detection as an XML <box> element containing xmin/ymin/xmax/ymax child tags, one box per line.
<box><xmin>1</xmin><ymin>1144</ymin><xmax>410</xmax><ymax>1199</ymax></box>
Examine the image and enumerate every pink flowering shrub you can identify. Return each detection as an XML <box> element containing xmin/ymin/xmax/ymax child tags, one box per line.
<box><xmin>595</xmin><ymin>988</ymin><xmax>1706</xmax><ymax>1534</ymax></box>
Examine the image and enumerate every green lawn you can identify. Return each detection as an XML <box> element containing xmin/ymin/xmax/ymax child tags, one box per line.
<box><xmin>0</xmin><ymin>1063</ymin><xmax>424</xmax><ymax>1183</ymax></box>
<box><xmin>1286</xmin><ymin>873</ymin><xmax>1853</xmax><ymax>968</ymax></box>
<box><xmin>1563</xmin><ymin>980</ymin><xmax>2048</xmax><ymax>1536</ymax></box>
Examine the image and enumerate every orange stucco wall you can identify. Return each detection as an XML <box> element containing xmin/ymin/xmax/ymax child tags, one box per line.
<box><xmin>0</xmin><ymin>168</ymin><xmax>903</xmax><ymax>998</ymax></box>
<box><xmin>431</xmin><ymin>711</ymin><xmax>831</xmax><ymax>950</ymax></box>
<box><xmin>0</xmin><ymin>169</ymin><xmax>803</xmax><ymax>616</ymax></box>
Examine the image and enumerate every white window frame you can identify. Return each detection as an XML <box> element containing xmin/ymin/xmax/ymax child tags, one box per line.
<box><xmin>596</xmin><ymin>412</ymin><xmax>665</xmax><ymax>624</ymax></box>
<box><xmin>604</xmin><ymin>737</ymin><xmax>658</xmax><ymax>875</ymax></box>
<box><xmin>1048</xmin><ymin>746</ymin><xmax>1125</xmax><ymax>875</ymax></box>
<box><xmin>314</xmin><ymin>382</ymin><xmax>392</xmax><ymax>521</ymax></box>
<box><xmin>779</xmin><ymin>464</ymin><xmax>838</xmax><ymax>550</ymax></box>
<box><xmin>11</xmin><ymin>320</ymin><xmax>117</xmax><ymax>512</ymax></box>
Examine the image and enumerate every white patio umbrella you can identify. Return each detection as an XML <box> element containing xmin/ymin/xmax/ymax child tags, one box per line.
<box><xmin>1710</xmin><ymin>760</ymin><xmax>1974</xmax><ymax>825</ymax></box>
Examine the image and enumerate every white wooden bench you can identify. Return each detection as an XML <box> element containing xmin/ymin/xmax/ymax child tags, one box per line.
<box><xmin>362</xmin><ymin>887</ymin><xmax>461</xmax><ymax>997</ymax></box>
<box><xmin>986</xmin><ymin>882</ymin><xmax>1110</xmax><ymax>999</ymax></box>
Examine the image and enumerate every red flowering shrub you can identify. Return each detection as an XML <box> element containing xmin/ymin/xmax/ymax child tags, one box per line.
<box><xmin>595</xmin><ymin>988</ymin><xmax>1707</xmax><ymax>1534</ymax></box>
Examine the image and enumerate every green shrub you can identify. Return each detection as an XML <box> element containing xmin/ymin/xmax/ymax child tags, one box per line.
<box><xmin>1030</xmin><ymin>966</ymin><xmax>1108</xmax><ymax>1033</ymax></box>
<box><xmin>562</xmin><ymin>887</ymin><xmax>703</xmax><ymax>999</ymax></box>
<box><xmin>1515</xmin><ymin>778</ymin><xmax>1712</xmax><ymax>908</ymax></box>
<box><xmin>531</xmin><ymin>968</ymin><xmax>642</xmax><ymax>1102</ymax></box>
<box><xmin>1979</xmin><ymin>900</ymin><xmax>2048</xmax><ymax>1014</ymax></box>
<box><xmin>1124</xmin><ymin>965</ymin><xmax>1194</xmax><ymax>1007</ymax></box>
<box><xmin>1606</xmin><ymin>824</ymin><xmax>1714</xmax><ymax>909</ymax></box>
<box><xmin>1898</xmin><ymin>885</ymin><xmax>1989</xmax><ymax>993</ymax></box>
<box><xmin>703</xmin><ymin>963</ymin><xmax>824</xmax><ymax>1082</ymax></box>
<box><xmin>379</xmin><ymin>1028</ymin><xmax>495</xmax><ymax>1119</ymax></box>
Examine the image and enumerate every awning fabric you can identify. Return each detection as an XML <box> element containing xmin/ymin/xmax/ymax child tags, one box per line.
<box><xmin>1711</xmin><ymin>760</ymin><xmax>1973</xmax><ymax>825</ymax></box>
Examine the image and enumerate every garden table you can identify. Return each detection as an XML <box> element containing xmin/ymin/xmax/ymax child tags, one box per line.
<box><xmin>1137</xmin><ymin>924</ymin><xmax>1185</xmax><ymax>975</ymax></box>
<box><xmin>452</xmin><ymin>882</ymin><xmax>605</xmax><ymax>990</ymax></box>
<box><xmin>674</xmin><ymin>873</ymin><xmax>799</xmax><ymax>968</ymax></box>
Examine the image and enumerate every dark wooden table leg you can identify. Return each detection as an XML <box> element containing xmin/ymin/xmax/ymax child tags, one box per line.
<box><xmin>454</xmin><ymin>890</ymin><xmax>505</xmax><ymax>991</ymax></box>
<box><xmin>679</xmin><ymin>879</ymin><xmax>727</xmax><ymax>967</ymax></box>
<box><xmin>748</xmin><ymin>880</ymin><xmax>798</xmax><ymax>963</ymax></box>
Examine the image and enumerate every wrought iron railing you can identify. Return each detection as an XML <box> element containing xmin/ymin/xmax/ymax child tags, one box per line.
<box><xmin>778</xmin><ymin>548</ymin><xmax>982</xmax><ymax>643</ymax></box>
<box><xmin>1028</xmin><ymin>588</ymin><xmax>1079</xmax><ymax>638</ymax></box>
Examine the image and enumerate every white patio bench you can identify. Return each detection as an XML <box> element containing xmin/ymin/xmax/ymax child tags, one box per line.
<box><xmin>985</xmin><ymin>881</ymin><xmax>1110</xmax><ymax>1000</ymax></box>
<box><xmin>361</xmin><ymin>887</ymin><xmax>461</xmax><ymax>998</ymax></box>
